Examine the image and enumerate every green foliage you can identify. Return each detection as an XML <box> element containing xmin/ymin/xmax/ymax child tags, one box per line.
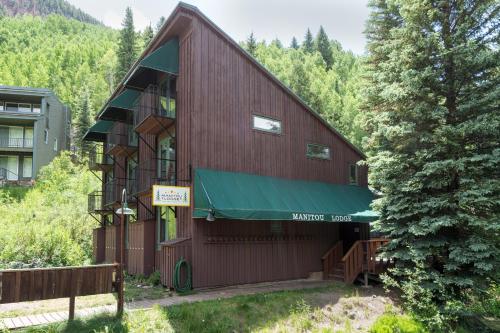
<box><xmin>362</xmin><ymin>0</ymin><xmax>500</xmax><ymax>329</ymax></box>
<box><xmin>74</xmin><ymin>86</ymin><xmax>93</xmax><ymax>150</ymax></box>
<box><xmin>303</xmin><ymin>28</ymin><xmax>314</xmax><ymax>53</ymax></box>
<box><xmin>253</xmin><ymin>38</ymin><xmax>366</xmax><ymax>147</ymax></box>
<box><xmin>116</xmin><ymin>7</ymin><xmax>139</xmax><ymax>81</ymax></box>
<box><xmin>315</xmin><ymin>26</ymin><xmax>333</xmax><ymax>69</ymax></box>
<box><xmin>0</xmin><ymin>14</ymin><xmax>118</xmax><ymax>119</ymax></box>
<box><xmin>147</xmin><ymin>271</ymin><xmax>162</xmax><ymax>286</ymax></box>
<box><xmin>290</xmin><ymin>36</ymin><xmax>299</xmax><ymax>49</ymax></box>
<box><xmin>0</xmin><ymin>153</ymin><xmax>99</xmax><ymax>268</ymax></box>
<box><xmin>245</xmin><ymin>32</ymin><xmax>257</xmax><ymax>56</ymax></box>
<box><xmin>0</xmin><ymin>0</ymin><xmax>102</xmax><ymax>25</ymax></box>
<box><xmin>370</xmin><ymin>314</ymin><xmax>427</xmax><ymax>333</ymax></box>
<box><xmin>142</xmin><ymin>24</ymin><xmax>154</xmax><ymax>49</ymax></box>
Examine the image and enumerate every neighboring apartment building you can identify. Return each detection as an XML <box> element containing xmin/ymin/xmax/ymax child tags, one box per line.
<box><xmin>84</xmin><ymin>3</ymin><xmax>380</xmax><ymax>289</ymax></box>
<box><xmin>0</xmin><ymin>86</ymin><xmax>71</xmax><ymax>184</ymax></box>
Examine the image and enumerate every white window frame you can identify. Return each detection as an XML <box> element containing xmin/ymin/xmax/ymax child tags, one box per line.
<box><xmin>53</xmin><ymin>138</ymin><xmax>58</xmax><ymax>151</ymax></box>
<box><xmin>252</xmin><ymin>115</ymin><xmax>282</xmax><ymax>134</ymax></box>
<box><xmin>44</xmin><ymin>129</ymin><xmax>49</xmax><ymax>144</ymax></box>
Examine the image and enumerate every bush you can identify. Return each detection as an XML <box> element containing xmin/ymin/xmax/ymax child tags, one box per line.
<box><xmin>370</xmin><ymin>314</ymin><xmax>428</xmax><ymax>333</ymax></box>
<box><xmin>0</xmin><ymin>152</ymin><xmax>99</xmax><ymax>268</ymax></box>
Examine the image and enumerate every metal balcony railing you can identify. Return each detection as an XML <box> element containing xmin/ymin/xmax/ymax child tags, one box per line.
<box><xmin>0</xmin><ymin>167</ymin><xmax>19</xmax><ymax>183</ymax></box>
<box><xmin>104</xmin><ymin>178</ymin><xmax>123</xmax><ymax>205</ymax></box>
<box><xmin>88</xmin><ymin>191</ymin><xmax>107</xmax><ymax>213</ymax></box>
<box><xmin>106</xmin><ymin>123</ymin><xmax>138</xmax><ymax>152</ymax></box>
<box><xmin>134</xmin><ymin>158</ymin><xmax>176</xmax><ymax>194</ymax></box>
<box><xmin>133</xmin><ymin>85</ymin><xmax>176</xmax><ymax>129</ymax></box>
<box><xmin>88</xmin><ymin>146</ymin><xmax>113</xmax><ymax>170</ymax></box>
<box><xmin>0</xmin><ymin>138</ymin><xmax>33</xmax><ymax>148</ymax></box>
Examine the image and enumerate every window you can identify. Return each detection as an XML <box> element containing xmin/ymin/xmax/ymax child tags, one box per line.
<box><xmin>0</xmin><ymin>155</ymin><xmax>19</xmax><ymax>181</ymax></box>
<box><xmin>158</xmin><ymin>130</ymin><xmax>176</xmax><ymax>184</ymax></box>
<box><xmin>53</xmin><ymin>138</ymin><xmax>58</xmax><ymax>151</ymax></box>
<box><xmin>159</xmin><ymin>77</ymin><xmax>176</xmax><ymax>117</ymax></box>
<box><xmin>253</xmin><ymin>115</ymin><xmax>282</xmax><ymax>134</ymax></box>
<box><xmin>32</xmin><ymin>104</ymin><xmax>41</xmax><ymax>113</ymax></box>
<box><xmin>19</xmin><ymin>104</ymin><xmax>31</xmax><ymax>112</ymax></box>
<box><xmin>44</xmin><ymin>129</ymin><xmax>49</xmax><ymax>144</ymax></box>
<box><xmin>45</xmin><ymin>104</ymin><xmax>50</xmax><ymax>129</ymax></box>
<box><xmin>5</xmin><ymin>103</ymin><xmax>18</xmax><ymax>111</ymax></box>
<box><xmin>156</xmin><ymin>206</ymin><xmax>176</xmax><ymax>249</ymax></box>
<box><xmin>0</xmin><ymin>101</ymin><xmax>4</xmax><ymax>111</ymax></box>
<box><xmin>349</xmin><ymin>164</ymin><xmax>358</xmax><ymax>185</ymax></box>
<box><xmin>23</xmin><ymin>157</ymin><xmax>32</xmax><ymax>178</ymax></box>
<box><xmin>24</xmin><ymin>128</ymin><xmax>33</xmax><ymax>148</ymax></box>
<box><xmin>306</xmin><ymin>143</ymin><xmax>331</xmax><ymax>160</ymax></box>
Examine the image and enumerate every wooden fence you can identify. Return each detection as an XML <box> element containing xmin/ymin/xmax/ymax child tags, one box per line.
<box><xmin>0</xmin><ymin>264</ymin><xmax>120</xmax><ymax>320</ymax></box>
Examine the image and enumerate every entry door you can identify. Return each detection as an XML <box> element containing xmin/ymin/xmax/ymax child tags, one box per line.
<box><xmin>339</xmin><ymin>223</ymin><xmax>370</xmax><ymax>253</ymax></box>
<box><xmin>23</xmin><ymin>156</ymin><xmax>33</xmax><ymax>178</ymax></box>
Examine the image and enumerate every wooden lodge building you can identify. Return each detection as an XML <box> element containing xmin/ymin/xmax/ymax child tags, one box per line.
<box><xmin>84</xmin><ymin>2</ymin><xmax>383</xmax><ymax>289</ymax></box>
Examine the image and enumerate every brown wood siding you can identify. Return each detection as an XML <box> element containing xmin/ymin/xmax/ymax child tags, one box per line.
<box><xmin>93</xmin><ymin>228</ymin><xmax>105</xmax><ymax>263</ymax></box>
<box><xmin>159</xmin><ymin>238</ymin><xmax>192</xmax><ymax>288</ymax></box>
<box><xmin>104</xmin><ymin>225</ymin><xmax>117</xmax><ymax>263</ymax></box>
<box><xmin>127</xmin><ymin>220</ymin><xmax>156</xmax><ymax>276</ymax></box>
<box><xmin>191</xmin><ymin>220</ymin><xmax>338</xmax><ymax>288</ymax></box>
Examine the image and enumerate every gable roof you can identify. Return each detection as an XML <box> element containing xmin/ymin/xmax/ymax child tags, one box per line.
<box><xmin>100</xmin><ymin>2</ymin><xmax>365</xmax><ymax>158</ymax></box>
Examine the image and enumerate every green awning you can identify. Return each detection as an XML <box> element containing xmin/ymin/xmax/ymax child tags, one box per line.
<box><xmin>82</xmin><ymin>120</ymin><xmax>114</xmax><ymax>142</ymax></box>
<box><xmin>125</xmin><ymin>38</ymin><xmax>179</xmax><ymax>89</ymax></box>
<box><xmin>193</xmin><ymin>169</ymin><xmax>378</xmax><ymax>223</ymax></box>
<box><xmin>99</xmin><ymin>89</ymin><xmax>140</xmax><ymax>122</ymax></box>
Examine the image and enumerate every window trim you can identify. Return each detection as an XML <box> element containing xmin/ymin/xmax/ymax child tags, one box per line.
<box><xmin>44</xmin><ymin>129</ymin><xmax>49</xmax><ymax>144</ymax></box>
<box><xmin>306</xmin><ymin>143</ymin><xmax>331</xmax><ymax>160</ymax></box>
<box><xmin>252</xmin><ymin>114</ymin><xmax>282</xmax><ymax>135</ymax></box>
<box><xmin>53</xmin><ymin>138</ymin><xmax>58</xmax><ymax>151</ymax></box>
<box><xmin>349</xmin><ymin>163</ymin><xmax>359</xmax><ymax>185</ymax></box>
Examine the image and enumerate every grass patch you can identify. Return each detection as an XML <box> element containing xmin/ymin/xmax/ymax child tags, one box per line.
<box><xmin>0</xmin><ymin>185</ymin><xmax>30</xmax><ymax>202</ymax></box>
<box><xmin>16</xmin><ymin>283</ymin><xmax>392</xmax><ymax>333</ymax></box>
<box><xmin>369</xmin><ymin>314</ymin><xmax>427</xmax><ymax>333</ymax></box>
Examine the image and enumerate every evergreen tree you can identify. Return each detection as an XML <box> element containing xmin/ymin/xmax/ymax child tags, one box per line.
<box><xmin>363</xmin><ymin>0</ymin><xmax>500</xmax><ymax>328</ymax></box>
<box><xmin>303</xmin><ymin>28</ymin><xmax>314</xmax><ymax>53</ymax></box>
<box><xmin>142</xmin><ymin>24</ymin><xmax>154</xmax><ymax>49</ymax></box>
<box><xmin>75</xmin><ymin>86</ymin><xmax>92</xmax><ymax>151</ymax></box>
<box><xmin>315</xmin><ymin>26</ymin><xmax>333</xmax><ymax>69</ymax></box>
<box><xmin>270</xmin><ymin>38</ymin><xmax>283</xmax><ymax>49</ymax></box>
<box><xmin>290</xmin><ymin>36</ymin><xmax>299</xmax><ymax>49</ymax></box>
<box><xmin>116</xmin><ymin>7</ymin><xmax>138</xmax><ymax>81</ymax></box>
<box><xmin>246</xmin><ymin>32</ymin><xmax>257</xmax><ymax>56</ymax></box>
<box><xmin>155</xmin><ymin>16</ymin><xmax>165</xmax><ymax>32</ymax></box>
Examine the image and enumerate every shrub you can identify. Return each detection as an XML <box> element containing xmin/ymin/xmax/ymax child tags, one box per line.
<box><xmin>370</xmin><ymin>314</ymin><xmax>428</xmax><ymax>333</ymax></box>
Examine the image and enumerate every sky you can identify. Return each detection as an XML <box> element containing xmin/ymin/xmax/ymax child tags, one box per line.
<box><xmin>68</xmin><ymin>0</ymin><xmax>370</xmax><ymax>54</ymax></box>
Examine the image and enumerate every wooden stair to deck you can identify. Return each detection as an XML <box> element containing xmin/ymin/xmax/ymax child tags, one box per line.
<box><xmin>322</xmin><ymin>239</ymin><xmax>390</xmax><ymax>284</ymax></box>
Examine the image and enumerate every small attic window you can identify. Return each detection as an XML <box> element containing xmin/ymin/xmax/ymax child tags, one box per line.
<box><xmin>253</xmin><ymin>115</ymin><xmax>282</xmax><ymax>134</ymax></box>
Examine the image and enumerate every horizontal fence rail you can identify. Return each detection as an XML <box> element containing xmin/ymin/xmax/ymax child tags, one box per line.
<box><xmin>0</xmin><ymin>264</ymin><xmax>118</xmax><ymax>304</ymax></box>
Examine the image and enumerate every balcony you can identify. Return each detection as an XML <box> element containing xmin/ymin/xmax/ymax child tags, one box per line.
<box><xmin>0</xmin><ymin>138</ymin><xmax>33</xmax><ymax>150</ymax></box>
<box><xmin>132</xmin><ymin>158</ymin><xmax>176</xmax><ymax>195</ymax></box>
<box><xmin>105</xmin><ymin>178</ymin><xmax>136</xmax><ymax>206</ymax></box>
<box><xmin>88</xmin><ymin>146</ymin><xmax>113</xmax><ymax>172</ymax></box>
<box><xmin>88</xmin><ymin>191</ymin><xmax>112</xmax><ymax>214</ymax></box>
<box><xmin>105</xmin><ymin>122</ymin><xmax>138</xmax><ymax>157</ymax></box>
<box><xmin>133</xmin><ymin>85</ymin><xmax>176</xmax><ymax>135</ymax></box>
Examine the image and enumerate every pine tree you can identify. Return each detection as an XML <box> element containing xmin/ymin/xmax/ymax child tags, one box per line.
<box><xmin>142</xmin><ymin>24</ymin><xmax>154</xmax><ymax>49</ymax></box>
<box><xmin>246</xmin><ymin>32</ymin><xmax>257</xmax><ymax>56</ymax></box>
<box><xmin>303</xmin><ymin>28</ymin><xmax>314</xmax><ymax>53</ymax></box>
<box><xmin>270</xmin><ymin>38</ymin><xmax>283</xmax><ymax>49</ymax></box>
<box><xmin>315</xmin><ymin>26</ymin><xmax>333</xmax><ymax>69</ymax></box>
<box><xmin>290</xmin><ymin>36</ymin><xmax>299</xmax><ymax>49</ymax></box>
<box><xmin>75</xmin><ymin>86</ymin><xmax>92</xmax><ymax>151</ymax></box>
<box><xmin>155</xmin><ymin>16</ymin><xmax>165</xmax><ymax>32</ymax></box>
<box><xmin>363</xmin><ymin>0</ymin><xmax>500</xmax><ymax>328</ymax></box>
<box><xmin>116</xmin><ymin>7</ymin><xmax>138</xmax><ymax>81</ymax></box>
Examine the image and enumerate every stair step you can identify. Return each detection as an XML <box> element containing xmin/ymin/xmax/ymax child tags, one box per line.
<box><xmin>328</xmin><ymin>273</ymin><xmax>344</xmax><ymax>282</ymax></box>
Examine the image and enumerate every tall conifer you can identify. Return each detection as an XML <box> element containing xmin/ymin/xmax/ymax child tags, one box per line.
<box><xmin>315</xmin><ymin>26</ymin><xmax>333</xmax><ymax>69</ymax></box>
<box><xmin>363</xmin><ymin>0</ymin><xmax>500</xmax><ymax>327</ymax></box>
<box><xmin>246</xmin><ymin>32</ymin><xmax>257</xmax><ymax>56</ymax></box>
<box><xmin>303</xmin><ymin>28</ymin><xmax>314</xmax><ymax>53</ymax></box>
<box><xmin>116</xmin><ymin>7</ymin><xmax>138</xmax><ymax>81</ymax></box>
<box><xmin>75</xmin><ymin>86</ymin><xmax>92</xmax><ymax>151</ymax></box>
<box><xmin>290</xmin><ymin>36</ymin><xmax>299</xmax><ymax>49</ymax></box>
<box><xmin>142</xmin><ymin>24</ymin><xmax>154</xmax><ymax>49</ymax></box>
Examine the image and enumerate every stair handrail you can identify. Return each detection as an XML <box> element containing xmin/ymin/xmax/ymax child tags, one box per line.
<box><xmin>321</xmin><ymin>241</ymin><xmax>343</xmax><ymax>279</ymax></box>
<box><xmin>341</xmin><ymin>240</ymin><xmax>364</xmax><ymax>283</ymax></box>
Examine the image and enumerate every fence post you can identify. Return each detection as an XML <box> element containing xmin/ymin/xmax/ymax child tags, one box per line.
<box><xmin>69</xmin><ymin>268</ymin><xmax>76</xmax><ymax>321</ymax></box>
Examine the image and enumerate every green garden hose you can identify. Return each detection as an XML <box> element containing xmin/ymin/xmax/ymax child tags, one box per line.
<box><xmin>173</xmin><ymin>257</ymin><xmax>192</xmax><ymax>292</ymax></box>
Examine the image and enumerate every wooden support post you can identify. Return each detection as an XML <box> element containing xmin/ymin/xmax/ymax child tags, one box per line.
<box><xmin>69</xmin><ymin>295</ymin><xmax>75</xmax><ymax>320</ymax></box>
<box><xmin>117</xmin><ymin>210</ymin><xmax>125</xmax><ymax>317</ymax></box>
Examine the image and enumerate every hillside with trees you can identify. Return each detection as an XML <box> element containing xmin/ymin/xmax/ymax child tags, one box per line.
<box><xmin>0</xmin><ymin>0</ymin><xmax>102</xmax><ymax>25</ymax></box>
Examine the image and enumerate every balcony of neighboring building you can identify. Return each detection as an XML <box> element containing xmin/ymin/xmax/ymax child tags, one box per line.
<box><xmin>88</xmin><ymin>191</ymin><xmax>112</xmax><ymax>214</ymax></box>
<box><xmin>105</xmin><ymin>122</ymin><xmax>138</xmax><ymax>157</ymax></box>
<box><xmin>130</xmin><ymin>157</ymin><xmax>176</xmax><ymax>196</ymax></box>
<box><xmin>0</xmin><ymin>100</ymin><xmax>41</xmax><ymax>117</ymax></box>
<box><xmin>104</xmin><ymin>177</ymin><xmax>137</xmax><ymax>207</ymax></box>
<box><xmin>0</xmin><ymin>125</ymin><xmax>34</xmax><ymax>152</ymax></box>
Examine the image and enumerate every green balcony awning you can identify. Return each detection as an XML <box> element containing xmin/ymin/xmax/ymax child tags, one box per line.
<box><xmin>82</xmin><ymin>120</ymin><xmax>114</xmax><ymax>142</ymax></box>
<box><xmin>193</xmin><ymin>169</ymin><xmax>378</xmax><ymax>223</ymax></box>
<box><xmin>99</xmin><ymin>89</ymin><xmax>140</xmax><ymax>122</ymax></box>
<box><xmin>125</xmin><ymin>38</ymin><xmax>179</xmax><ymax>89</ymax></box>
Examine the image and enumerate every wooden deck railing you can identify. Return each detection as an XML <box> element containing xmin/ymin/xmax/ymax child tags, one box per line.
<box><xmin>321</xmin><ymin>241</ymin><xmax>343</xmax><ymax>278</ymax></box>
<box><xmin>340</xmin><ymin>238</ymin><xmax>390</xmax><ymax>283</ymax></box>
<box><xmin>0</xmin><ymin>264</ymin><xmax>120</xmax><ymax>320</ymax></box>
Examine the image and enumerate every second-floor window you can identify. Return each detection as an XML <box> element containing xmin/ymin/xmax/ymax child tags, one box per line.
<box><xmin>0</xmin><ymin>126</ymin><xmax>34</xmax><ymax>148</ymax></box>
<box><xmin>2</xmin><ymin>102</ymin><xmax>40</xmax><ymax>113</ymax></box>
<box><xmin>158</xmin><ymin>129</ymin><xmax>176</xmax><ymax>184</ymax></box>
<box><xmin>159</xmin><ymin>77</ymin><xmax>176</xmax><ymax>117</ymax></box>
<box><xmin>253</xmin><ymin>115</ymin><xmax>282</xmax><ymax>134</ymax></box>
<box><xmin>306</xmin><ymin>143</ymin><xmax>331</xmax><ymax>160</ymax></box>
